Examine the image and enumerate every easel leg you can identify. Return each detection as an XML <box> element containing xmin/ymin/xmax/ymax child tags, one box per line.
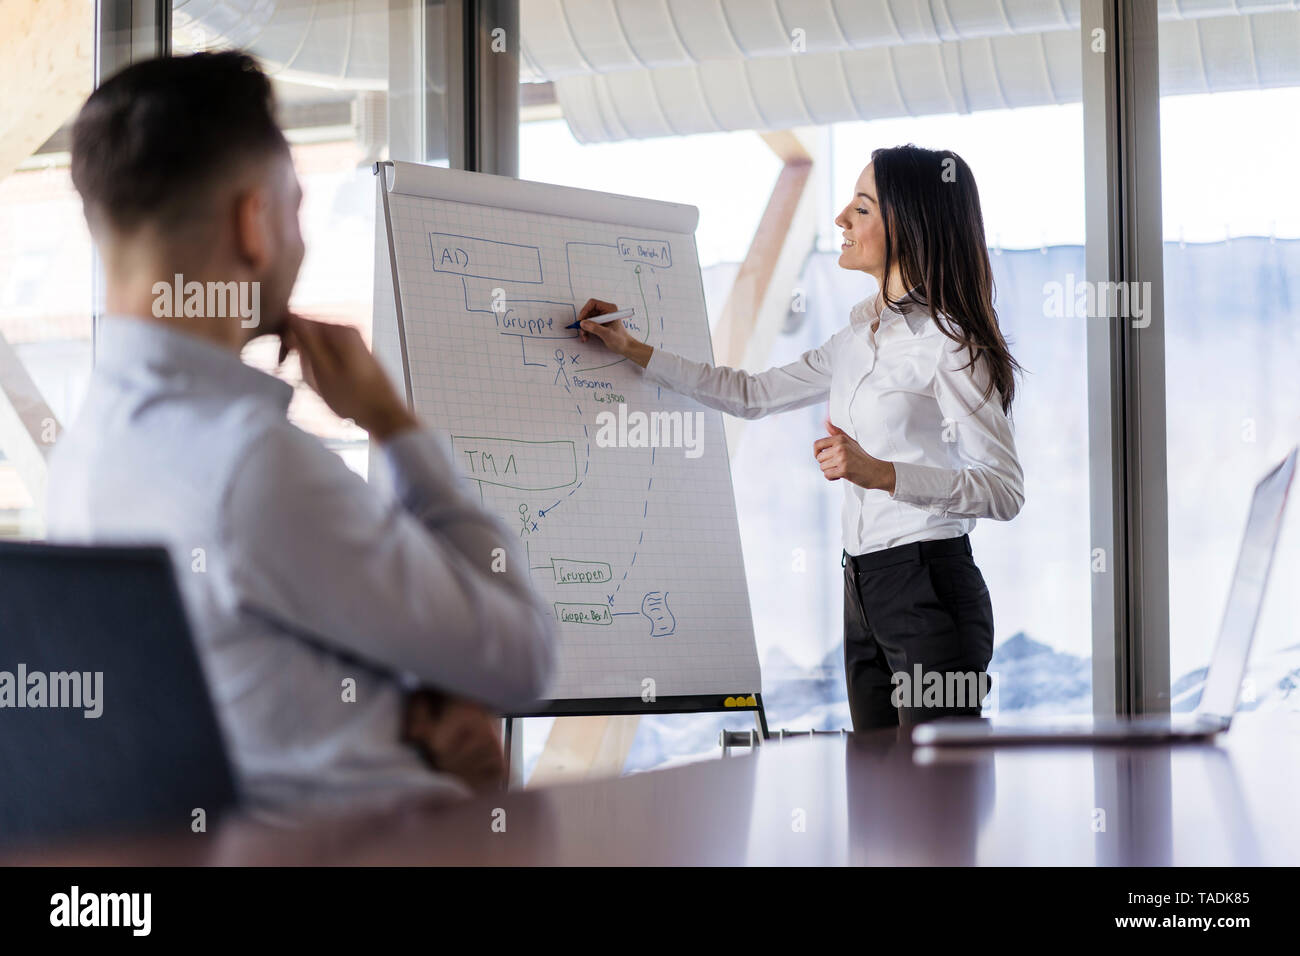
<box><xmin>502</xmin><ymin>717</ymin><xmax>524</xmax><ymax>791</ymax></box>
<box><xmin>753</xmin><ymin>694</ymin><xmax>771</xmax><ymax>740</ymax></box>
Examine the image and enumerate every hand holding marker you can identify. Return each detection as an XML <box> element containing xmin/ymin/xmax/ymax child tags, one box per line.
<box><xmin>572</xmin><ymin>298</ymin><xmax>656</xmax><ymax>369</ymax></box>
<box><xmin>565</xmin><ymin>307</ymin><xmax>634</xmax><ymax>330</ymax></box>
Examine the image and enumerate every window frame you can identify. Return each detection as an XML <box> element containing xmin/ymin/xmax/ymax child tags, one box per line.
<box><xmin>1081</xmin><ymin>0</ymin><xmax>1171</xmax><ymax>717</ymax></box>
<box><xmin>91</xmin><ymin>0</ymin><xmax>1172</xmax><ymax>721</ymax></box>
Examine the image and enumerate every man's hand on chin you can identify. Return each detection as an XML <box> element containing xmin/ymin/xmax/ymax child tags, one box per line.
<box><xmin>280</xmin><ymin>312</ymin><xmax>418</xmax><ymax>442</ymax></box>
<box><xmin>402</xmin><ymin>689</ymin><xmax>507</xmax><ymax>792</ymax></box>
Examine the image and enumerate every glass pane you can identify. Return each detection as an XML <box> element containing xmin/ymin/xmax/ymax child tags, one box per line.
<box><xmin>1159</xmin><ymin>11</ymin><xmax>1300</xmax><ymax>714</ymax></box>
<box><xmin>515</xmin><ymin>123</ymin><xmax>783</xmax><ymax>777</ymax></box>
<box><xmin>172</xmin><ymin>0</ymin><xmax>445</xmax><ymax>475</ymax></box>
<box><xmin>517</xmin><ymin>23</ymin><xmax>1088</xmax><ymax>777</ymax></box>
<box><xmin>0</xmin><ymin>3</ymin><xmax>96</xmax><ymax>539</ymax></box>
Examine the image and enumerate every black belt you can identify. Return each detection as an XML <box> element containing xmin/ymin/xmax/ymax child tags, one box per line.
<box><xmin>842</xmin><ymin>534</ymin><xmax>972</xmax><ymax>572</ymax></box>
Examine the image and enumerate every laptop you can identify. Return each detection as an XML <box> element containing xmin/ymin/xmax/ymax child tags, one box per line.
<box><xmin>913</xmin><ymin>447</ymin><xmax>1296</xmax><ymax>746</ymax></box>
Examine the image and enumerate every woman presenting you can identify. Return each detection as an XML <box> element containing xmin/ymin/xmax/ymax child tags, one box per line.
<box><xmin>576</xmin><ymin>144</ymin><xmax>1024</xmax><ymax>732</ymax></box>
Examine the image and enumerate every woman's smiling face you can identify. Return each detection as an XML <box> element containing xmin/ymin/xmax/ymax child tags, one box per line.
<box><xmin>834</xmin><ymin>163</ymin><xmax>887</xmax><ymax>279</ymax></box>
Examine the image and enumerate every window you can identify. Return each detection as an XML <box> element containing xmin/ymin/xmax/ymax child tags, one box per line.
<box><xmin>515</xmin><ymin>120</ymin><xmax>783</xmax><ymax>774</ymax></box>
<box><xmin>172</xmin><ymin>3</ymin><xmax>407</xmax><ymax>475</ymax></box>
<box><xmin>1160</xmin><ymin>76</ymin><xmax>1300</xmax><ymax>711</ymax></box>
<box><xmin>0</xmin><ymin>4</ymin><xmax>95</xmax><ymax>538</ymax></box>
<box><xmin>518</xmin><ymin>21</ymin><xmax>1091</xmax><ymax>775</ymax></box>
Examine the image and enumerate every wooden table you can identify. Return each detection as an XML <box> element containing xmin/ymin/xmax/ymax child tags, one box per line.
<box><xmin>9</xmin><ymin>712</ymin><xmax>1300</xmax><ymax>866</ymax></box>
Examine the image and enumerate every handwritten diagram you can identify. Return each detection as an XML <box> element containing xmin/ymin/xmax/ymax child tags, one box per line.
<box><xmin>430</xmin><ymin>230</ymin><xmax>679</xmax><ymax>637</ymax></box>
<box><xmin>376</xmin><ymin>173</ymin><xmax>760</xmax><ymax>701</ymax></box>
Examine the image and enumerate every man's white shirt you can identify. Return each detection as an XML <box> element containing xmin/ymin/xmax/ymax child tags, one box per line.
<box><xmin>46</xmin><ymin>315</ymin><xmax>556</xmax><ymax>813</ymax></box>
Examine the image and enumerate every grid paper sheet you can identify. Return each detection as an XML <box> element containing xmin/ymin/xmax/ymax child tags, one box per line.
<box><xmin>373</xmin><ymin>162</ymin><xmax>761</xmax><ymax>703</ymax></box>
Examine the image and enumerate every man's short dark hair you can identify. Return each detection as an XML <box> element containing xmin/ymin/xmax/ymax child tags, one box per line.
<box><xmin>71</xmin><ymin>51</ymin><xmax>289</xmax><ymax>235</ymax></box>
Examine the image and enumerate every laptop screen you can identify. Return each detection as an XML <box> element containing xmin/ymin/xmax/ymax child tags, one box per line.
<box><xmin>1200</xmin><ymin>448</ymin><xmax>1297</xmax><ymax>720</ymax></box>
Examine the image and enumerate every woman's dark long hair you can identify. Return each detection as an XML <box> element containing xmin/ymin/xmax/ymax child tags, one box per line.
<box><xmin>871</xmin><ymin>144</ymin><xmax>1021</xmax><ymax>413</ymax></box>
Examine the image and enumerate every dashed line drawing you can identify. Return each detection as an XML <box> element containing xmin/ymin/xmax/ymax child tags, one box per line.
<box><xmin>428</xmin><ymin>228</ymin><xmax>677</xmax><ymax>637</ymax></box>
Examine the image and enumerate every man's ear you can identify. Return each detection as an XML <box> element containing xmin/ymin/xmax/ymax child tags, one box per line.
<box><xmin>232</xmin><ymin>186</ymin><xmax>272</xmax><ymax>273</ymax></box>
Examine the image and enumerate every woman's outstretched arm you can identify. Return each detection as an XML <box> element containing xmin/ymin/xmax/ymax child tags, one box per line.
<box><xmin>640</xmin><ymin>340</ymin><xmax>836</xmax><ymax>420</ymax></box>
<box><xmin>577</xmin><ymin>303</ymin><xmax>837</xmax><ymax>420</ymax></box>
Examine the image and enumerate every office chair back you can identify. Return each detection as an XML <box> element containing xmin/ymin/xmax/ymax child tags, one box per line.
<box><xmin>0</xmin><ymin>541</ymin><xmax>237</xmax><ymax>848</ymax></box>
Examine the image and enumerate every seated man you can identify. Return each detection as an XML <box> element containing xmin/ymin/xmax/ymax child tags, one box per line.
<box><xmin>47</xmin><ymin>51</ymin><xmax>555</xmax><ymax>813</ymax></box>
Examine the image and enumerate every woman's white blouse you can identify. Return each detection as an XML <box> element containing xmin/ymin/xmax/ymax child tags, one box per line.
<box><xmin>640</xmin><ymin>293</ymin><xmax>1025</xmax><ymax>557</ymax></box>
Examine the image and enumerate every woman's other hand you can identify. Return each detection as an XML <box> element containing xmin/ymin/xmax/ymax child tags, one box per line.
<box><xmin>815</xmin><ymin>420</ymin><xmax>896</xmax><ymax>494</ymax></box>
